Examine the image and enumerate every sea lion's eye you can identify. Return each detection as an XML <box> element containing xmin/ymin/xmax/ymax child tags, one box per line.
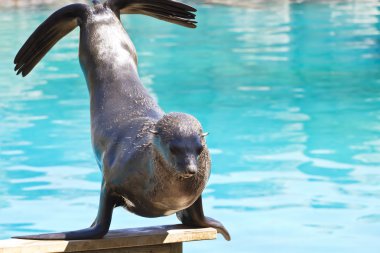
<box><xmin>170</xmin><ymin>145</ymin><xmax>180</xmax><ymax>154</ymax></box>
<box><xmin>196</xmin><ymin>145</ymin><xmax>203</xmax><ymax>155</ymax></box>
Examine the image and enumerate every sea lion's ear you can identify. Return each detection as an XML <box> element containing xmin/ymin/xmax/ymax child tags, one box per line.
<box><xmin>201</xmin><ymin>132</ymin><xmax>209</xmax><ymax>137</ymax></box>
<box><xmin>149</xmin><ymin>129</ymin><xmax>159</xmax><ymax>135</ymax></box>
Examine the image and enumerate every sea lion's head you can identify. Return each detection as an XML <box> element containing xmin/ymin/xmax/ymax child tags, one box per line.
<box><xmin>151</xmin><ymin>112</ymin><xmax>208</xmax><ymax>178</ymax></box>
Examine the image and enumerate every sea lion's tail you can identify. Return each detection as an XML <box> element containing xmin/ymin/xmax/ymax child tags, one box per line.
<box><xmin>106</xmin><ymin>0</ymin><xmax>197</xmax><ymax>28</ymax></box>
<box><xmin>14</xmin><ymin>4</ymin><xmax>90</xmax><ymax>77</ymax></box>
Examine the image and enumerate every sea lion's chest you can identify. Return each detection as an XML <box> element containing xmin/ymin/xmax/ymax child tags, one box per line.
<box><xmin>123</xmin><ymin>177</ymin><xmax>205</xmax><ymax>217</ymax></box>
<box><xmin>149</xmin><ymin>175</ymin><xmax>205</xmax><ymax>212</ymax></box>
<box><xmin>118</xmin><ymin>159</ymin><xmax>209</xmax><ymax>217</ymax></box>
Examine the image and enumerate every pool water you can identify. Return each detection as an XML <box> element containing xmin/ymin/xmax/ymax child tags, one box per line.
<box><xmin>1</xmin><ymin>1</ymin><xmax>380</xmax><ymax>252</ymax></box>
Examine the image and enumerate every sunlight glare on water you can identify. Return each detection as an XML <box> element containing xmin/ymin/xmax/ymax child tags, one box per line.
<box><xmin>0</xmin><ymin>1</ymin><xmax>380</xmax><ymax>252</ymax></box>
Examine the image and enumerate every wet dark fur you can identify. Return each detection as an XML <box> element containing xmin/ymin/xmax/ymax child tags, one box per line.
<box><xmin>13</xmin><ymin>0</ymin><xmax>230</xmax><ymax>241</ymax></box>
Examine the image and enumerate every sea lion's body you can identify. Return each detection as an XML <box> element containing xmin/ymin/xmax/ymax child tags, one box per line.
<box><xmin>13</xmin><ymin>0</ymin><xmax>229</xmax><ymax>241</ymax></box>
<box><xmin>80</xmin><ymin>6</ymin><xmax>210</xmax><ymax>217</ymax></box>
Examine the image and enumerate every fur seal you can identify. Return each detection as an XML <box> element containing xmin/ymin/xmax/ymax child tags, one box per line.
<box><xmin>13</xmin><ymin>0</ymin><xmax>230</xmax><ymax>241</ymax></box>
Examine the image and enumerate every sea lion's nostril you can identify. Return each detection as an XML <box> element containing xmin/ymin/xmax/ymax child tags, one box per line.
<box><xmin>186</xmin><ymin>165</ymin><xmax>197</xmax><ymax>174</ymax></box>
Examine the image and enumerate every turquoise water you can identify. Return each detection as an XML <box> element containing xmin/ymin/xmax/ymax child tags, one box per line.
<box><xmin>1</xmin><ymin>1</ymin><xmax>380</xmax><ymax>252</ymax></box>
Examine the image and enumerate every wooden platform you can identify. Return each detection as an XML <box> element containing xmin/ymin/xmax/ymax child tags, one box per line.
<box><xmin>0</xmin><ymin>225</ymin><xmax>217</xmax><ymax>253</ymax></box>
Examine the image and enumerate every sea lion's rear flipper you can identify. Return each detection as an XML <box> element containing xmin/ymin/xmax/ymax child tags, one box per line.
<box><xmin>12</xmin><ymin>184</ymin><xmax>115</xmax><ymax>240</ymax></box>
<box><xmin>176</xmin><ymin>195</ymin><xmax>231</xmax><ymax>241</ymax></box>
<box><xmin>14</xmin><ymin>4</ymin><xmax>90</xmax><ymax>77</ymax></box>
<box><xmin>106</xmin><ymin>0</ymin><xmax>197</xmax><ymax>28</ymax></box>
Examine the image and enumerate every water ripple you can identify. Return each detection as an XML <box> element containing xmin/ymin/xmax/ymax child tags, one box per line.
<box><xmin>0</xmin><ymin>1</ymin><xmax>380</xmax><ymax>252</ymax></box>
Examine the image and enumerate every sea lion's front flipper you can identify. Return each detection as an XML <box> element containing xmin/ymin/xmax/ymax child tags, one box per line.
<box><xmin>176</xmin><ymin>195</ymin><xmax>231</xmax><ymax>241</ymax></box>
<box><xmin>105</xmin><ymin>0</ymin><xmax>197</xmax><ymax>28</ymax></box>
<box><xmin>14</xmin><ymin>3</ymin><xmax>90</xmax><ymax>77</ymax></box>
<box><xmin>12</xmin><ymin>183</ymin><xmax>115</xmax><ymax>240</ymax></box>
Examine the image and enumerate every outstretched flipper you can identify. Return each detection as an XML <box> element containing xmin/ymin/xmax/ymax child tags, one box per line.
<box><xmin>13</xmin><ymin>182</ymin><xmax>116</xmax><ymax>240</ymax></box>
<box><xmin>14</xmin><ymin>3</ymin><xmax>89</xmax><ymax>77</ymax></box>
<box><xmin>105</xmin><ymin>0</ymin><xmax>197</xmax><ymax>28</ymax></box>
<box><xmin>176</xmin><ymin>195</ymin><xmax>231</xmax><ymax>241</ymax></box>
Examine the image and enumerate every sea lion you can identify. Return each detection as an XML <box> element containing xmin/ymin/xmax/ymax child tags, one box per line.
<box><xmin>13</xmin><ymin>0</ymin><xmax>230</xmax><ymax>241</ymax></box>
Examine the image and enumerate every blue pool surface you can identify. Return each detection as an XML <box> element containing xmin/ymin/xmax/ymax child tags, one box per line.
<box><xmin>1</xmin><ymin>1</ymin><xmax>380</xmax><ymax>252</ymax></box>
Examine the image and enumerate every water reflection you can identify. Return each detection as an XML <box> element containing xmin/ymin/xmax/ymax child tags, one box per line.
<box><xmin>0</xmin><ymin>1</ymin><xmax>380</xmax><ymax>252</ymax></box>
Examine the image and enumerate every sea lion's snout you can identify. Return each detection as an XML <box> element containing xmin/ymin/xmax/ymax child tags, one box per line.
<box><xmin>177</xmin><ymin>154</ymin><xmax>198</xmax><ymax>178</ymax></box>
<box><xmin>169</xmin><ymin>142</ymin><xmax>202</xmax><ymax>178</ymax></box>
<box><xmin>184</xmin><ymin>163</ymin><xmax>197</xmax><ymax>175</ymax></box>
